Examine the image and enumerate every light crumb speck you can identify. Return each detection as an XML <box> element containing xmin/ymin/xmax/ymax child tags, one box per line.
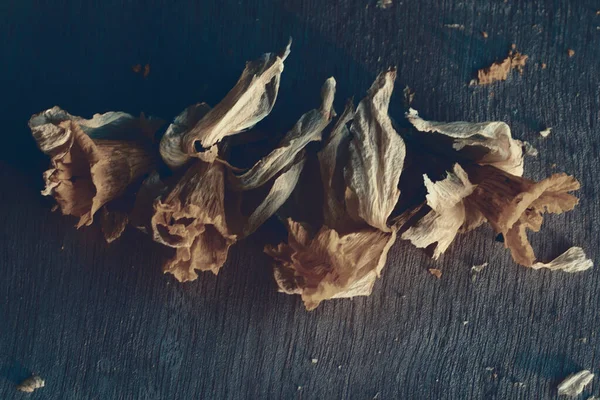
<box><xmin>568</xmin><ymin>49</ymin><xmax>575</xmax><ymax>57</ymax></box>
<box><xmin>540</xmin><ymin>127</ymin><xmax>552</xmax><ymax>138</ymax></box>
<box><xmin>376</xmin><ymin>0</ymin><xmax>392</xmax><ymax>9</ymax></box>
<box><xmin>311</xmin><ymin>358</ymin><xmax>318</xmax><ymax>364</ymax></box>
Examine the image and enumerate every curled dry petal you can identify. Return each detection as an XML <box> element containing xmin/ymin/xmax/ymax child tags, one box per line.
<box><xmin>151</xmin><ymin>161</ymin><xmax>236</xmax><ymax>281</ymax></box>
<box><xmin>345</xmin><ymin>69</ymin><xmax>406</xmax><ymax>232</ymax></box>
<box><xmin>531</xmin><ymin>247</ymin><xmax>593</xmax><ymax>273</ymax></box>
<box><xmin>30</xmin><ymin>117</ymin><xmax>156</xmax><ymax>228</ymax></box>
<box><xmin>407</xmin><ymin>108</ymin><xmax>524</xmax><ymax>176</ymax></box>
<box><xmin>318</xmin><ymin>100</ymin><xmax>354</xmax><ymax>232</ymax></box>
<box><xmin>182</xmin><ymin>40</ymin><xmax>292</xmax><ymax>162</ymax></box>
<box><xmin>401</xmin><ymin>164</ymin><xmax>475</xmax><ymax>259</ymax></box>
<box><xmin>160</xmin><ymin>103</ymin><xmax>211</xmax><ymax>170</ymax></box>
<box><xmin>229</xmin><ymin>77</ymin><xmax>336</xmax><ymax>190</ymax></box>
<box><xmin>465</xmin><ymin>165</ymin><xmax>580</xmax><ymax>266</ymax></box>
<box><xmin>265</xmin><ymin>219</ymin><xmax>396</xmax><ymax>310</ymax></box>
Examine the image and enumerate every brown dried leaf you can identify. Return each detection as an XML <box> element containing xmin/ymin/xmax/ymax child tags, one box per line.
<box><xmin>466</xmin><ymin>165</ymin><xmax>580</xmax><ymax>266</ymax></box>
<box><xmin>407</xmin><ymin>108</ymin><xmax>525</xmax><ymax>176</ymax></box>
<box><xmin>531</xmin><ymin>247</ymin><xmax>593</xmax><ymax>273</ymax></box>
<box><xmin>345</xmin><ymin>69</ymin><xmax>406</xmax><ymax>232</ymax></box>
<box><xmin>151</xmin><ymin>161</ymin><xmax>236</xmax><ymax>281</ymax></box>
<box><xmin>265</xmin><ymin>219</ymin><xmax>396</xmax><ymax>310</ymax></box>
<box><xmin>182</xmin><ymin>40</ymin><xmax>292</xmax><ymax>162</ymax></box>
<box><xmin>402</xmin><ymin>164</ymin><xmax>475</xmax><ymax>258</ymax></box>
<box><xmin>474</xmin><ymin>49</ymin><xmax>528</xmax><ymax>85</ymax></box>
<box><xmin>229</xmin><ymin>77</ymin><xmax>336</xmax><ymax>190</ymax></box>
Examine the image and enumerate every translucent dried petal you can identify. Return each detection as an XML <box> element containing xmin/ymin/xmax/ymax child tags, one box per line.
<box><xmin>407</xmin><ymin>108</ymin><xmax>524</xmax><ymax>176</ymax></box>
<box><xmin>531</xmin><ymin>247</ymin><xmax>593</xmax><ymax>273</ymax></box>
<box><xmin>160</xmin><ymin>103</ymin><xmax>211</xmax><ymax>170</ymax></box>
<box><xmin>151</xmin><ymin>161</ymin><xmax>236</xmax><ymax>281</ymax></box>
<box><xmin>345</xmin><ymin>69</ymin><xmax>406</xmax><ymax>231</ymax></box>
<box><xmin>182</xmin><ymin>40</ymin><xmax>292</xmax><ymax>162</ymax></box>
<box><xmin>265</xmin><ymin>219</ymin><xmax>396</xmax><ymax>310</ymax></box>
<box><xmin>229</xmin><ymin>77</ymin><xmax>336</xmax><ymax>190</ymax></box>
<box><xmin>466</xmin><ymin>165</ymin><xmax>580</xmax><ymax>266</ymax></box>
<box><xmin>402</xmin><ymin>164</ymin><xmax>475</xmax><ymax>258</ymax></box>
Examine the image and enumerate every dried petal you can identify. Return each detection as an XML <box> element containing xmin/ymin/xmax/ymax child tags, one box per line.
<box><xmin>182</xmin><ymin>40</ymin><xmax>292</xmax><ymax>162</ymax></box>
<box><xmin>160</xmin><ymin>103</ymin><xmax>211</xmax><ymax>170</ymax></box>
<box><xmin>557</xmin><ymin>370</ymin><xmax>594</xmax><ymax>397</ymax></box>
<box><xmin>345</xmin><ymin>69</ymin><xmax>406</xmax><ymax>231</ymax></box>
<box><xmin>265</xmin><ymin>219</ymin><xmax>396</xmax><ymax>310</ymax></box>
<box><xmin>402</xmin><ymin>164</ymin><xmax>475</xmax><ymax>258</ymax></box>
<box><xmin>229</xmin><ymin>77</ymin><xmax>336</xmax><ymax>190</ymax></box>
<box><xmin>99</xmin><ymin>207</ymin><xmax>129</xmax><ymax>243</ymax></box>
<box><xmin>466</xmin><ymin>165</ymin><xmax>580</xmax><ymax>266</ymax></box>
<box><xmin>31</xmin><ymin>120</ymin><xmax>156</xmax><ymax>227</ymax></box>
<box><xmin>473</xmin><ymin>49</ymin><xmax>528</xmax><ymax>85</ymax></box>
<box><xmin>151</xmin><ymin>161</ymin><xmax>236</xmax><ymax>281</ymax></box>
<box><xmin>407</xmin><ymin>108</ymin><xmax>524</xmax><ymax>176</ymax></box>
<box><xmin>318</xmin><ymin>100</ymin><xmax>354</xmax><ymax>231</ymax></box>
<box><xmin>531</xmin><ymin>247</ymin><xmax>593</xmax><ymax>273</ymax></box>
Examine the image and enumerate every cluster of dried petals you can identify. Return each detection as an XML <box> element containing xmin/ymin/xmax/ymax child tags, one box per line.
<box><xmin>29</xmin><ymin>107</ymin><xmax>162</xmax><ymax>242</ymax></box>
<box><xmin>265</xmin><ymin>69</ymin><xmax>405</xmax><ymax>310</ymax></box>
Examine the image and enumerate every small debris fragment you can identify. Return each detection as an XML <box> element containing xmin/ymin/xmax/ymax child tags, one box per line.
<box><xmin>376</xmin><ymin>0</ymin><xmax>392</xmax><ymax>9</ymax></box>
<box><xmin>338</xmin><ymin>365</ymin><xmax>343</xmax><ymax>369</ymax></box>
<box><xmin>428</xmin><ymin>268</ymin><xmax>442</xmax><ymax>279</ymax></box>
<box><xmin>485</xmin><ymin>367</ymin><xmax>495</xmax><ymax>371</ymax></box>
<box><xmin>463</xmin><ymin>320</ymin><xmax>469</xmax><ymax>325</ymax></box>
<box><xmin>542</xmin><ymin>63</ymin><xmax>547</xmax><ymax>69</ymax></box>
<box><xmin>311</xmin><ymin>358</ymin><xmax>318</xmax><ymax>364</ymax></box>
<box><xmin>297</xmin><ymin>386</ymin><xmax>303</xmax><ymax>391</ymax></box>
<box><xmin>568</xmin><ymin>49</ymin><xmax>575</xmax><ymax>57</ymax></box>
<box><xmin>540</xmin><ymin>127</ymin><xmax>552</xmax><ymax>138</ymax></box>
<box><xmin>132</xmin><ymin>64</ymin><xmax>142</xmax><ymax>74</ymax></box>
<box><xmin>445</xmin><ymin>24</ymin><xmax>465</xmax><ymax>30</ymax></box>
<box><xmin>482</xmin><ymin>31</ymin><xmax>489</xmax><ymax>38</ymax></box>
<box><xmin>143</xmin><ymin>64</ymin><xmax>150</xmax><ymax>78</ymax></box>
<box><xmin>531</xmin><ymin>247</ymin><xmax>593</xmax><ymax>273</ymax></box>
<box><xmin>473</xmin><ymin>47</ymin><xmax>528</xmax><ymax>85</ymax></box>
<box><xmin>514</xmin><ymin>382</ymin><xmax>526</xmax><ymax>388</ymax></box>
<box><xmin>523</xmin><ymin>141</ymin><xmax>538</xmax><ymax>157</ymax></box>
<box><xmin>557</xmin><ymin>370</ymin><xmax>594</xmax><ymax>397</ymax></box>
<box><xmin>16</xmin><ymin>375</ymin><xmax>45</xmax><ymax>393</ymax></box>
<box><xmin>403</xmin><ymin>86</ymin><xmax>415</xmax><ymax>107</ymax></box>
<box><xmin>578</xmin><ymin>337</ymin><xmax>588</xmax><ymax>344</ymax></box>
<box><xmin>472</xmin><ymin>262</ymin><xmax>488</xmax><ymax>273</ymax></box>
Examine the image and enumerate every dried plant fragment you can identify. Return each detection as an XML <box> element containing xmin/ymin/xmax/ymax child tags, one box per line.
<box><xmin>230</xmin><ymin>77</ymin><xmax>336</xmax><ymax>190</ymax></box>
<box><xmin>531</xmin><ymin>247</ymin><xmax>593</xmax><ymax>273</ymax></box>
<box><xmin>152</xmin><ymin>161</ymin><xmax>236</xmax><ymax>281</ymax></box>
<box><xmin>160</xmin><ymin>103</ymin><xmax>211</xmax><ymax>170</ymax></box>
<box><xmin>29</xmin><ymin>111</ymin><xmax>158</xmax><ymax>228</ymax></box>
<box><xmin>376</xmin><ymin>0</ymin><xmax>392</xmax><ymax>9</ymax></box>
<box><xmin>428</xmin><ymin>268</ymin><xmax>442</xmax><ymax>279</ymax></box>
<box><xmin>345</xmin><ymin>69</ymin><xmax>406</xmax><ymax>232</ymax></box>
<box><xmin>99</xmin><ymin>207</ymin><xmax>129</xmax><ymax>243</ymax></box>
<box><xmin>557</xmin><ymin>370</ymin><xmax>594</xmax><ymax>397</ymax></box>
<box><xmin>466</xmin><ymin>165</ymin><xmax>580</xmax><ymax>266</ymax></box>
<box><xmin>407</xmin><ymin>108</ymin><xmax>525</xmax><ymax>176</ymax></box>
<box><xmin>17</xmin><ymin>375</ymin><xmax>45</xmax><ymax>393</ymax></box>
<box><xmin>132</xmin><ymin>64</ymin><xmax>142</xmax><ymax>74</ymax></box>
<box><xmin>182</xmin><ymin>40</ymin><xmax>292</xmax><ymax>162</ymax></box>
<box><xmin>266</xmin><ymin>219</ymin><xmax>396</xmax><ymax>310</ymax></box>
<box><xmin>472</xmin><ymin>262</ymin><xmax>488</xmax><ymax>273</ymax></box>
<box><xmin>402</xmin><ymin>164</ymin><xmax>475</xmax><ymax>258</ymax></box>
<box><xmin>473</xmin><ymin>49</ymin><xmax>528</xmax><ymax>85</ymax></box>
<box><xmin>568</xmin><ymin>49</ymin><xmax>575</xmax><ymax>57</ymax></box>
<box><xmin>540</xmin><ymin>127</ymin><xmax>552</xmax><ymax>138</ymax></box>
<box><xmin>143</xmin><ymin>64</ymin><xmax>150</xmax><ymax>78</ymax></box>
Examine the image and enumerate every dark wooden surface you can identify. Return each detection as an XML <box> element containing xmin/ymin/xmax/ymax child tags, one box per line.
<box><xmin>2</xmin><ymin>1</ymin><xmax>600</xmax><ymax>399</ymax></box>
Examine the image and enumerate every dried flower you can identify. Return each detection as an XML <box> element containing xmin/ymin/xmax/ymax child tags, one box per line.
<box><xmin>182</xmin><ymin>40</ymin><xmax>292</xmax><ymax>162</ymax></box>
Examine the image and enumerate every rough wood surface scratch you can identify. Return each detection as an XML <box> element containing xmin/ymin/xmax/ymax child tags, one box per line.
<box><xmin>1</xmin><ymin>1</ymin><xmax>599</xmax><ymax>399</ymax></box>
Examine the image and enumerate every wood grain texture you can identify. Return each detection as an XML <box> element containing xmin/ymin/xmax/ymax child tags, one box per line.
<box><xmin>1</xmin><ymin>0</ymin><xmax>599</xmax><ymax>399</ymax></box>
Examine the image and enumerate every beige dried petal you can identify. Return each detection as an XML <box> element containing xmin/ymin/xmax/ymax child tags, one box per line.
<box><xmin>182</xmin><ymin>40</ymin><xmax>292</xmax><ymax>162</ymax></box>
<box><xmin>401</xmin><ymin>164</ymin><xmax>475</xmax><ymax>259</ymax></box>
<box><xmin>265</xmin><ymin>219</ymin><xmax>396</xmax><ymax>310</ymax></box>
<box><xmin>345</xmin><ymin>69</ymin><xmax>406</xmax><ymax>232</ymax></box>
<box><xmin>34</xmin><ymin>121</ymin><xmax>155</xmax><ymax>227</ymax></box>
<box><xmin>466</xmin><ymin>165</ymin><xmax>580</xmax><ymax>266</ymax></box>
<box><xmin>557</xmin><ymin>370</ymin><xmax>594</xmax><ymax>397</ymax></box>
<box><xmin>318</xmin><ymin>100</ymin><xmax>354</xmax><ymax>231</ymax></box>
<box><xmin>160</xmin><ymin>103</ymin><xmax>211</xmax><ymax>170</ymax></box>
<box><xmin>407</xmin><ymin>108</ymin><xmax>524</xmax><ymax>176</ymax></box>
<box><xmin>230</xmin><ymin>77</ymin><xmax>336</xmax><ymax>190</ymax></box>
<box><xmin>531</xmin><ymin>247</ymin><xmax>593</xmax><ymax>273</ymax></box>
<box><xmin>152</xmin><ymin>161</ymin><xmax>236</xmax><ymax>281</ymax></box>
